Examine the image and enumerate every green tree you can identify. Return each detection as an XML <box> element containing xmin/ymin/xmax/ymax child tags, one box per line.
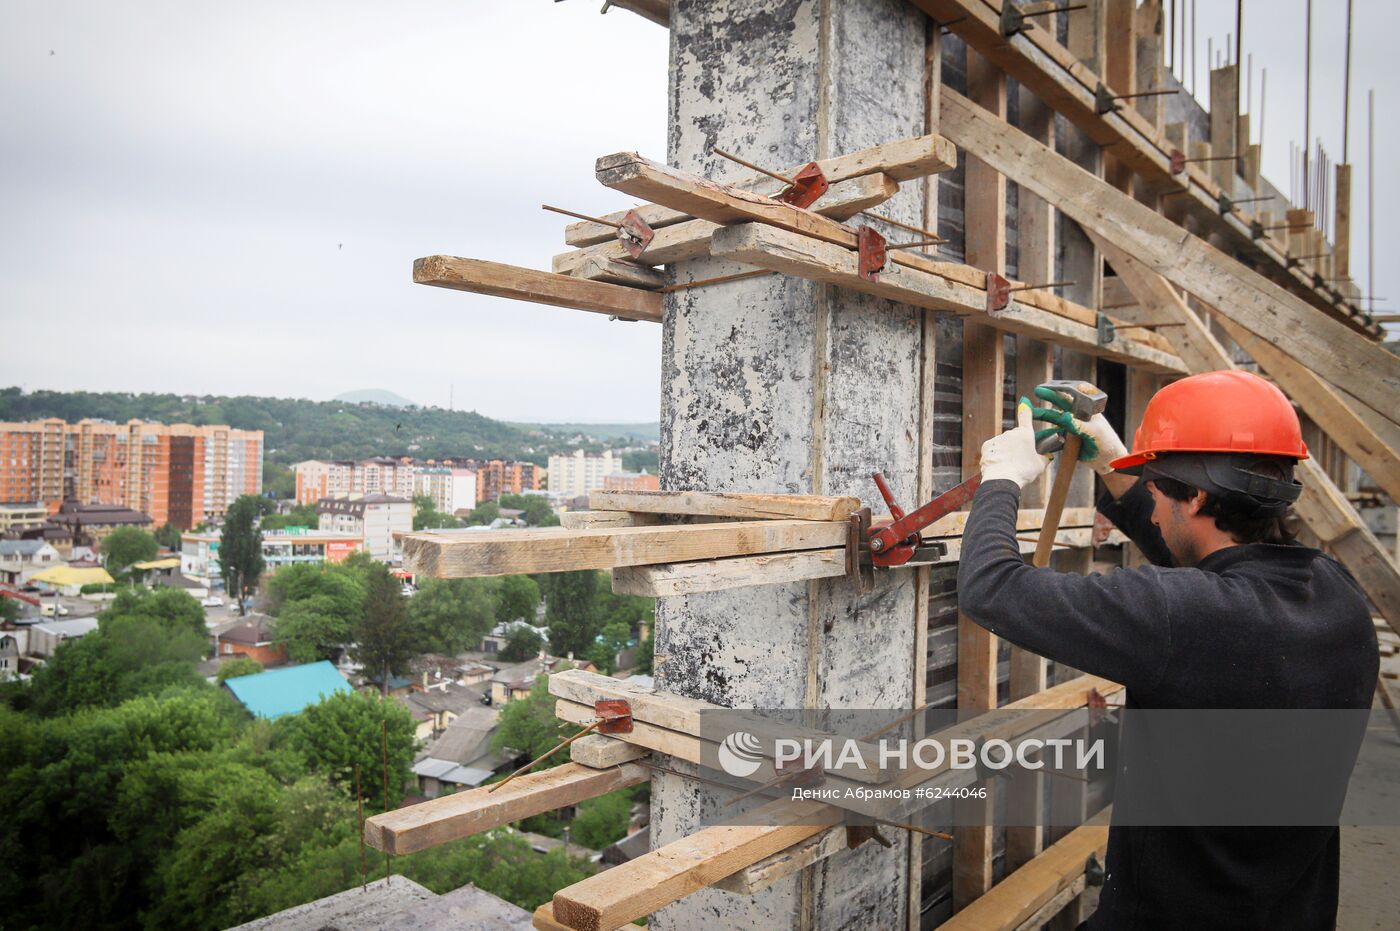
<box><xmin>102</xmin><ymin>526</ymin><xmax>159</xmax><ymax>571</ymax></box>
<box><xmin>587</xmin><ymin>621</ymin><xmax>633</xmax><ymax>675</ymax></box>
<box><xmin>463</xmin><ymin>500</ymin><xmax>500</xmax><ymax>526</ymax></box>
<box><xmin>497</xmin><ymin>574</ymin><xmax>541</xmax><ymax>625</ymax></box>
<box><xmin>541</xmin><ymin>570</ymin><xmax>600</xmax><ymax>658</ymax></box>
<box><xmin>221</xmin><ymin>496</ymin><xmax>265</xmax><ymax>616</ymax></box>
<box><xmin>491</xmin><ymin>674</ymin><xmax>571</xmax><ymax>765</ymax></box>
<box><xmin>263</xmin><ymin>461</ymin><xmax>296</xmax><ymax>498</ymax></box>
<box><xmin>152</xmin><ymin>522</ymin><xmax>184</xmax><ymax>550</ymax></box>
<box><xmin>105</xmin><ymin>586</ymin><xmax>207</xmax><ymax>638</ymax></box>
<box><xmin>0</xmin><ymin>597</ymin><xmax>20</xmax><ymax>623</ymax></box>
<box><xmin>266</xmin><ymin>561</ymin><xmax>366</xmax><ymax>620</ymax></box>
<box><xmin>260</xmin><ymin>503</ymin><xmax>319</xmax><ymax>531</ymax></box>
<box><xmin>412</xmin><ymin>493</ymin><xmax>461</xmax><ymax>530</ymax></box>
<box><xmin>215</xmin><ymin>656</ymin><xmax>264</xmax><ymax>683</ymax></box>
<box><xmin>409</xmin><ymin>578</ymin><xmax>498</xmax><ymax>655</ymax></box>
<box><xmin>281</xmin><ymin>689</ymin><xmax>416</xmax><ymax>806</ymax></box>
<box><xmin>352</xmin><ymin>564</ymin><xmax>418</xmax><ymax>695</ymax></box>
<box><xmin>498</xmin><ymin>624</ymin><xmax>544</xmax><ymax>662</ymax></box>
<box><xmin>571</xmin><ymin>787</ymin><xmax>638</xmax><ymax>849</ymax></box>
<box><xmin>498</xmin><ymin>494</ymin><xmax>558</xmax><ymax>527</ymax></box>
<box><xmin>274</xmin><ymin>596</ymin><xmax>353</xmax><ymax>663</ymax></box>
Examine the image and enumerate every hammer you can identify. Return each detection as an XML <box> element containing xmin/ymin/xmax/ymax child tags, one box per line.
<box><xmin>1032</xmin><ymin>380</ymin><xmax>1109</xmax><ymax>568</ymax></box>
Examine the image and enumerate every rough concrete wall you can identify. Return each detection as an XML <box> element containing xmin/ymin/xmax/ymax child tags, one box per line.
<box><xmin>653</xmin><ymin>1</ymin><xmax>926</xmax><ymax>927</ymax></box>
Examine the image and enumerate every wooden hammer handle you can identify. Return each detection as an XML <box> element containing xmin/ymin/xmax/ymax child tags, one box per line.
<box><xmin>1033</xmin><ymin>433</ymin><xmax>1083</xmax><ymax>568</ymax></box>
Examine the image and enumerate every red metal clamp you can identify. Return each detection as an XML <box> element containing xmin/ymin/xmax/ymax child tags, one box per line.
<box><xmin>1168</xmin><ymin>148</ymin><xmax>1187</xmax><ymax>175</ymax></box>
<box><xmin>618</xmin><ymin>210</ymin><xmax>655</xmax><ymax>259</ymax></box>
<box><xmin>986</xmin><ymin>271</ymin><xmax>1011</xmax><ymax>316</ymax></box>
<box><xmin>858</xmin><ymin>225</ymin><xmax>888</xmax><ymax>282</ymax></box>
<box><xmin>595</xmin><ymin>698</ymin><xmax>634</xmax><ymax>734</ymax></box>
<box><xmin>866</xmin><ymin>472</ymin><xmax>981</xmax><ymax>568</ymax></box>
<box><xmin>777</xmin><ymin>162</ymin><xmax>830</xmax><ymax>209</ymax></box>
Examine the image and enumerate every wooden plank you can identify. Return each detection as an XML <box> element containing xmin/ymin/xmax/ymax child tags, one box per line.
<box><xmin>567</xmin><ymin>136</ymin><xmax>956</xmax><ymax>246</ymax></box>
<box><xmin>555</xmin><ymin>173</ymin><xmax>899</xmax><ymax>275</ymax></box>
<box><xmin>939</xmin><ymin>88</ymin><xmax>1400</xmax><ymax>425</ymax></box>
<box><xmin>548</xmin><ymin>172</ymin><xmax>890</xmax><ymax>275</ymax></box>
<box><xmin>572</xmin><ymin>255</ymin><xmax>666</xmax><ymax>290</ymax></box>
<box><xmin>534</xmin><ymin>903</ymin><xmax>644</xmax><ymax>931</ymax></box>
<box><xmin>401</xmin><ymin>519</ymin><xmax>847</xmax><ymax>578</ymax></box>
<box><xmin>708</xmin><ymin>222</ymin><xmax>1185</xmax><ymax>373</ymax></box>
<box><xmin>611</xmin><ymin>549</ymin><xmax>846</xmax><ymax>597</ymax></box>
<box><xmin>1336</xmin><ymin>164</ymin><xmax>1353</xmax><ymax>280</ymax></box>
<box><xmin>570</xmin><ymin>734</ymin><xmax>650</xmax><ymax>769</ymax></box>
<box><xmin>412</xmin><ymin>256</ymin><xmax>661</xmax><ymax>323</ymax></box>
<box><xmin>548</xmin><ymin>669</ymin><xmax>887</xmax><ymax>782</ymax></box>
<box><xmin>551</xmin><ymin>799</ymin><xmax>843</xmax><ymax>931</ymax></box>
<box><xmin>364</xmin><ymin>762</ymin><xmax>647</xmax><ymax>856</ymax></box>
<box><xmin>938</xmin><ymin>813</ymin><xmax>1110</xmax><ymax>931</ymax></box>
<box><xmin>559</xmin><ymin>511</ymin><xmax>661</xmax><ymax>530</ymax></box>
<box><xmin>590</xmin><ymin>488</ymin><xmax>860</xmax><ymax>521</ymax></box>
<box><xmin>1208</xmin><ymin>66</ymin><xmax>1239</xmax><ymax>192</ymax></box>
<box><xmin>713</xmin><ymin>825</ymin><xmax>848</xmax><ymax>896</ymax></box>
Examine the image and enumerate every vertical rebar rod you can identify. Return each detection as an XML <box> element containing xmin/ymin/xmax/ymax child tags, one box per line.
<box><xmin>1343</xmin><ymin>0</ymin><xmax>1354</xmax><ymax>164</ymax></box>
<box><xmin>1303</xmin><ymin>0</ymin><xmax>1312</xmax><ymax>209</ymax></box>
<box><xmin>1169</xmin><ymin>0</ymin><xmax>1176</xmax><ymax>71</ymax></box>
<box><xmin>1369</xmin><ymin>89</ymin><xmax>1375</xmax><ymax>307</ymax></box>
<box><xmin>1191</xmin><ymin>0</ymin><xmax>1197</xmax><ymax>96</ymax></box>
<box><xmin>1235</xmin><ymin>0</ymin><xmax>1243</xmax><ymax>116</ymax></box>
<box><xmin>1260</xmin><ymin>68</ymin><xmax>1268</xmax><ymax>155</ymax></box>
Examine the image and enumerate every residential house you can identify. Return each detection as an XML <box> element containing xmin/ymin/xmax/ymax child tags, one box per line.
<box><xmin>0</xmin><ymin>539</ymin><xmax>61</xmax><ymax>585</ymax></box>
<box><xmin>214</xmin><ymin>613</ymin><xmax>288</xmax><ymax>666</ymax></box>
<box><xmin>0</xmin><ymin>634</ymin><xmax>19</xmax><ymax>681</ymax></box>
<box><xmin>480</xmin><ymin>619</ymin><xmax>548</xmax><ymax>656</ymax></box>
<box><xmin>27</xmin><ymin>617</ymin><xmax>99</xmax><ymax>657</ymax></box>
<box><xmin>316</xmin><ymin>494</ymin><xmax>412</xmax><ymax>561</ymax></box>
<box><xmin>411</xmin><ymin>705</ymin><xmax>504</xmax><ymax>798</ymax></box>
<box><xmin>398</xmin><ymin>680</ymin><xmax>479</xmax><ymax>742</ymax></box>
<box><xmin>223</xmin><ymin>660</ymin><xmax>351</xmax><ymax>719</ymax></box>
<box><xmin>48</xmin><ymin>501</ymin><xmax>152</xmax><ymax>545</ymax></box>
<box><xmin>486</xmin><ymin>653</ymin><xmax>595</xmax><ymax>706</ymax></box>
<box><xmin>0</xmin><ymin>502</ymin><xmax>47</xmax><ymax>534</ymax></box>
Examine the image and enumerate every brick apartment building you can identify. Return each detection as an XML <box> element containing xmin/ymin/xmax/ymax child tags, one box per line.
<box><xmin>0</xmin><ymin>418</ymin><xmax>262</xmax><ymax>529</ymax></box>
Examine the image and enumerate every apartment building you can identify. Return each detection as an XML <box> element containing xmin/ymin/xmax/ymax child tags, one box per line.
<box><xmin>547</xmin><ymin>450</ymin><xmax>621</xmax><ymax>498</ymax></box>
<box><xmin>293</xmin><ymin>457</ymin><xmax>415</xmax><ymax>504</ymax></box>
<box><xmin>469</xmin><ymin>459</ymin><xmax>542</xmax><ymax>502</ymax></box>
<box><xmin>316</xmin><ymin>494</ymin><xmax>413</xmax><ymax>561</ymax></box>
<box><xmin>0</xmin><ymin>418</ymin><xmax>262</xmax><ymax>529</ymax></box>
<box><xmin>602</xmin><ymin>470</ymin><xmax>660</xmax><ymax>492</ymax></box>
<box><xmin>413</xmin><ymin>464</ymin><xmax>477</xmax><ymax>514</ymax></box>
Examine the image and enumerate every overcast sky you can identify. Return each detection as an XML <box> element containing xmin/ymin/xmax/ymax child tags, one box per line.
<box><xmin>2</xmin><ymin>1</ymin><xmax>1393</xmax><ymax>423</ymax></box>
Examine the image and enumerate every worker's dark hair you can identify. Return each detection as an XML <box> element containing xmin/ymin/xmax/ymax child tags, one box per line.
<box><xmin>1151</xmin><ymin>458</ymin><xmax>1299</xmax><ymax>546</ymax></box>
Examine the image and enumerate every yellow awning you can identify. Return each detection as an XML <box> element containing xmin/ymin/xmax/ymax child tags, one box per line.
<box><xmin>30</xmin><ymin>566</ymin><xmax>115</xmax><ymax>586</ymax></box>
<box><xmin>131</xmin><ymin>557</ymin><xmax>180</xmax><ymax>571</ymax></box>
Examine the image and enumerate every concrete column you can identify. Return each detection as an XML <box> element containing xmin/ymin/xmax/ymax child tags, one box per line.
<box><xmin>653</xmin><ymin>1</ymin><xmax>928</xmax><ymax>927</ymax></box>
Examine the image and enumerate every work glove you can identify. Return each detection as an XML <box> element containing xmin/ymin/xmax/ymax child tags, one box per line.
<box><xmin>1031</xmin><ymin>385</ymin><xmax>1129</xmax><ymax>476</ymax></box>
<box><xmin>979</xmin><ymin>397</ymin><xmax>1050</xmax><ymax>489</ymax></box>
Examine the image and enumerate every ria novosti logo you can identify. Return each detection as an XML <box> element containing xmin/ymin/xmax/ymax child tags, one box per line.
<box><xmin>718</xmin><ymin>731</ymin><xmax>764</xmax><ymax>777</ymax></box>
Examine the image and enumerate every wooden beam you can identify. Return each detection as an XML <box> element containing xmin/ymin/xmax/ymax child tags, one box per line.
<box><xmin>1336</xmin><ymin>164</ymin><xmax>1353</xmax><ymax>280</ymax></box>
<box><xmin>938</xmin><ymin>813</ymin><xmax>1110</xmax><ymax>931</ymax></box>
<box><xmin>611</xmin><ymin>549</ymin><xmax>846</xmax><ymax>597</ymax></box>
<box><xmin>554</xmin><ymin>172</ymin><xmax>899</xmax><ymax>276</ymax></box>
<box><xmin>364</xmin><ymin>762</ymin><xmax>647</xmax><ymax>855</ymax></box>
<box><xmin>551</xmin><ymin>799</ymin><xmax>843</xmax><ymax>931</ymax></box>
<box><xmin>572</xmin><ymin>255</ymin><xmax>666</xmax><ymax>290</ymax></box>
<box><xmin>559</xmin><ymin>511</ymin><xmax>662</xmax><ymax>530</ymax></box>
<box><xmin>570</xmin><ymin>734</ymin><xmax>650</xmax><ymax>769</ymax></box>
<box><xmin>712</xmin><ymin>824</ymin><xmax>849</xmax><ymax>895</ymax></box>
<box><xmin>401</xmin><ymin>519</ymin><xmax>847</xmax><ymax>578</ymax></box>
<box><xmin>566</xmin><ymin>136</ymin><xmax>956</xmax><ymax>245</ymax></box>
<box><xmin>708</xmin><ymin>222</ymin><xmax>1185</xmax><ymax>373</ymax></box>
<box><xmin>939</xmin><ymin>88</ymin><xmax>1400</xmax><ymax>426</ymax></box>
<box><xmin>590</xmin><ymin>488</ymin><xmax>860</xmax><ymax>521</ymax></box>
<box><xmin>534</xmin><ymin>903</ymin><xmax>645</xmax><ymax>931</ymax></box>
<box><xmin>412</xmin><ymin>256</ymin><xmax>661</xmax><ymax>323</ymax></box>
<box><xmin>1208</xmin><ymin>66</ymin><xmax>1239</xmax><ymax>192</ymax></box>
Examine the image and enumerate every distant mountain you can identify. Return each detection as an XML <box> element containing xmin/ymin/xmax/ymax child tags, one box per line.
<box><xmin>0</xmin><ymin>387</ymin><xmax>627</xmax><ymax>469</ymax></box>
<box><xmin>333</xmin><ymin>388</ymin><xmax>417</xmax><ymax>408</ymax></box>
<box><xmin>511</xmin><ymin>421</ymin><xmax>660</xmax><ymax>443</ymax></box>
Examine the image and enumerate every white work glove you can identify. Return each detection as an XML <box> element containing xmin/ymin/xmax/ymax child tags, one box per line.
<box><xmin>1030</xmin><ymin>385</ymin><xmax>1129</xmax><ymax>476</ymax></box>
<box><xmin>979</xmin><ymin>398</ymin><xmax>1050</xmax><ymax>488</ymax></box>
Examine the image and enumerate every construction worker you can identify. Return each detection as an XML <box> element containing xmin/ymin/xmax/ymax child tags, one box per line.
<box><xmin>961</xmin><ymin>369</ymin><xmax>1379</xmax><ymax>930</ymax></box>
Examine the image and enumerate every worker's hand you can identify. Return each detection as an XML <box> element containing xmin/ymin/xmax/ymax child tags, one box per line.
<box><xmin>980</xmin><ymin>398</ymin><xmax>1050</xmax><ymax>488</ymax></box>
<box><xmin>1031</xmin><ymin>385</ymin><xmax>1129</xmax><ymax>475</ymax></box>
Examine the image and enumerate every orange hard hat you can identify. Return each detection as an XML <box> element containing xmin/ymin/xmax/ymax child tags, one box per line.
<box><xmin>1109</xmin><ymin>370</ymin><xmax>1308</xmax><ymax>472</ymax></box>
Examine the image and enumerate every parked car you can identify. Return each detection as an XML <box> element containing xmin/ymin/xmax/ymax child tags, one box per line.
<box><xmin>201</xmin><ymin>596</ymin><xmax>224</xmax><ymax>607</ymax></box>
<box><xmin>39</xmin><ymin>601</ymin><xmax>70</xmax><ymax>617</ymax></box>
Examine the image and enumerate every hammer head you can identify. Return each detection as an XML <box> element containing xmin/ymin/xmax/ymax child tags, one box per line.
<box><xmin>1038</xmin><ymin>379</ymin><xmax>1108</xmax><ymax>420</ymax></box>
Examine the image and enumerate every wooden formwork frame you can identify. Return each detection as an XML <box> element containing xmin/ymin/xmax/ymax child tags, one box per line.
<box><xmin>374</xmin><ymin>4</ymin><xmax>1400</xmax><ymax>929</ymax></box>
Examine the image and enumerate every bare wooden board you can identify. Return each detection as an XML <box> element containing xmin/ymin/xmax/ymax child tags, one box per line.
<box><xmin>709</xmin><ymin>222</ymin><xmax>1185</xmax><ymax>373</ymax></box>
<box><xmin>570</xmin><ymin>734</ymin><xmax>650</xmax><ymax>769</ymax></box>
<box><xmin>364</xmin><ymin>762</ymin><xmax>646</xmax><ymax>855</ymax></box>
<box><xmin>590</xmin><ymin>489</ymin><xmax>861</xmax><ymax>521</ymax></box>
<box><xmin>559</xmin><ymin>511</ymin><xmax>661</xmax><ymax>530</ymax></box>
<box><xmin>573</xmin><ymin>255</ymin><xmax>667</xmax><ymax>289</ymax></box>
<box><xmin>412</xmin><ymin>257</ymin><xmax>661</xmax><ymax>323</ymax></box>
<box><xmin>554</xmin><ymin>172</ymin><xmax>898</xmax><ymax>277</ymax></box>
<box><xmin>712</xmin><ymin>824</ymin><xmax>849</xmax><ymax>895</ymax></box>
<box><xmin>534</xmin><ymin>903</ymin><xmax>645</xmax><ymax>931</ymax></box>
<box><xmin>551</xmin><ymin>800</ymin><xmax>843</xmax><ymax>931</ymax></box>
<box><xmin>939</xmin><ymin>88</ymin><xmax>1400</xmax><ymax>424</ymax></box>
<box><xmin>611</xmin><ymin>549</ymin><xmax>847</xmax><ymax>597</ymax></box>
<box><xmin>566</xmin><ymin>135</ymin><xmax>956</xmax><ymax>245</ymax></box>
<box><xmin>401</xmin><ymin>519</ymin><xmax>847</xmax><ymax>578</ymax></box>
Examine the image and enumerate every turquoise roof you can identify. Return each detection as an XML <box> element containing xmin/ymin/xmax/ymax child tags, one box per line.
<box><xmin>224</xmin><ymin>660</ymin><xmax>351</xmax><ymax>719</ymax></box>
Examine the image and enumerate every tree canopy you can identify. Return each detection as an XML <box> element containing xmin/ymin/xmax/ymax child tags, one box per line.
<box><xmin>352</xmin><ymin>563</ymin><xmax>417</xmax><ymax>695</ymax></box>
<box><xmin>409</xmin><ymin>578</ymin><xmax>498</xmax><ymax>655</ymax></box>
<box><xmin>102</xmin><ymin>526</ymin><xmax>159</xmax><ymax>570</ymax></box>
<box><xmin>221</xmin><ymin>496</ymin><xmax>265</xmax><ymax>615</ymax></box>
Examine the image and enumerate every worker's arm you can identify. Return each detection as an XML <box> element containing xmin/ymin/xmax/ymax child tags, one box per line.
<box><xmin>1096</xmin><ymin>477</ymin><xmax>1175</xmax><ymax>567</ymax></box>
<box><xmin>958</xmin><ymin>479</ymin><xmax>1173</xmax><ymax>694</ymax></box>
<box><xmin>1101</xmin><ymin>470</ymin><xmax>1137</xmax><ymax>499</ymax></box>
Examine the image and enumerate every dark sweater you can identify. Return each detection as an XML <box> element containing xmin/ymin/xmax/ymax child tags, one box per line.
<box><xmin>957</xmin><ymin>479</ymin><xmax>1379</xmax><ymax>930</ymax></box>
